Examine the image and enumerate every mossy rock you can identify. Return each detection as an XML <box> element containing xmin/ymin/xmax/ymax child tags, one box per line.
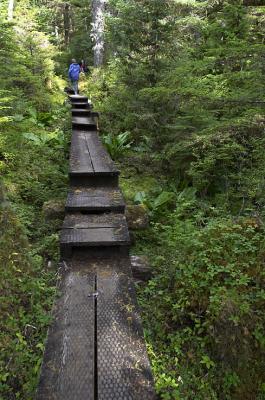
<box><xmin>125</xmin><ymin>204</ymin><xmax>149</xmax><ymax>230</ymax></box>
<box><xmin>42</xmin><ymin>199</ymin><xmax>65</xmax><ymax>220</ymax></box>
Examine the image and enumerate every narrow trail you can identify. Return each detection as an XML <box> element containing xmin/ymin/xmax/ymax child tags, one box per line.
<box><xmin>36</xmin><ymin>95</ymin><xmax>155</xmax><ymax>399</ymax></box>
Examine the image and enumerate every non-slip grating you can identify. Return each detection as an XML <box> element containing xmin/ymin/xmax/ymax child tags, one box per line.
<box><xmin>36</xmin><ymin>257</ymin><xmax>155</xmax><ymax>400</ymax></box>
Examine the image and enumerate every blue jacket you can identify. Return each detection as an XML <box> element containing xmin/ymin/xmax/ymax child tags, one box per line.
<box><xmin>68</xmin><ymin>63</ymin><xmax>81</xmax><ymax>81</ymax></box>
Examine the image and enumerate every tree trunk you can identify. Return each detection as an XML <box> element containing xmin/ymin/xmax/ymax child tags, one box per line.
<box><xmin>64</xmin><ymin>3</ymin><xmax>70</xmax><ymax>46</ymax></box>
<box><xmin>8</xmin><ymin>0</ymin><xmax>14</xmax><ymax>20</ymax></box>
<box><xmin>91</xmin><ymin>0</ymin><xmax>106</xmax><ymax>67</ymax></box>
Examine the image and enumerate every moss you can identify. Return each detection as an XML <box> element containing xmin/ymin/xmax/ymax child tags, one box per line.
<box><xmin>120</xmin><ymin>169</ymin><xmax>158</xmax><ymax>203</ymax></box>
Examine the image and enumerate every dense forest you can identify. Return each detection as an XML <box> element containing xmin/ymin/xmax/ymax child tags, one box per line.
<box><xmin>1</xmin><ymin>0</ymin><xmax>265</xmax><ymax>399</ymax></box>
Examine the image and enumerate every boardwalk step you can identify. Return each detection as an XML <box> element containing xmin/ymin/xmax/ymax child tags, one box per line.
<box><xmin>69</xmin><ymin>94</ymin><xmax>89</xmax><ymax>103</ymax></box>
<box><xmin>36</xmin><ymin>93</ymin><xmax>156</xmax><ymax>399</ymax></box>
<box><xmin>66</xmin><ymin>187</ymin><xmax>125</xmax><ymax>213</ymax></box>
<box><xmin>36</xmin><ymin>257</ymin><xmax>155</xmax><ymax>400</ymax></box>
<box><xmin>69</xmin><ymin>131</ymin><xmax>119</xmax><ymax>187</ymax></box>
<box><xmin>62</xmin><ymin>212</ymin><xmax>129</xmax><ymax>229</ymax></box>
<box><xmin>60</xmin><ymin>213</ymin><xmax>130</xmax><ymax>257</ymax></box>
<box><xmin>72</xmin><ymin>102</ymin><xmax>92</xmax><ymax>110</ymax></box>
<box><xmin>61</xmin><ymin>212</ymin><xmax>130</xmax><ymax>243</ymax></box>
<box><xmin>72</xmin><ymin>109</ymin><xmax>99</xmax><ymax>118</ymax></box>
<box><xmin>72</xmin><ymin>116</ymin><xmax>97</xmax><ymax>130</ymax></box>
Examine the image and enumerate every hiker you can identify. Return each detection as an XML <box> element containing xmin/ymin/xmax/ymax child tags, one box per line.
<box><xmin>80</xmin><ymin>59</ymin><xmax>88</xmax><ymax>73</ymax></box>
<box><xmin>80</xmin><ymin>59</ymin><xmax>85</xmax><ymax>72</ymax></box>
<box><xmin>68</xmin><ymin>59</ymin><xmax>81</xmax><ymax>95</ymax></box>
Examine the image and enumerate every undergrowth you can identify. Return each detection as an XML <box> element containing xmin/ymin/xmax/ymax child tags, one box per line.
<box><xmin>119</xmin><ymin>156</ymin><xmax>265</xmax><ymax>400</ymax></box>
<box><xmin>0</xmin><ymin>98</ymin><xmax>70</xmax><ymax>399</ymax></box>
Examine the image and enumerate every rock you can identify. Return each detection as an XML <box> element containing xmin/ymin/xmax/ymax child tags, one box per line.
<box><xmin>42</xmin><ymin>200</ymin><xmax>65</xmax><ymax>220</ymax></box>
<box><xmin>125</xmin><ymin>205</ymin><xmax>149</xmax><ymax>230</ymax></box>
<box><xmin>130</xmin><ymin>255</ymin><xmax>152</xmax><ymax>281</ymax></box>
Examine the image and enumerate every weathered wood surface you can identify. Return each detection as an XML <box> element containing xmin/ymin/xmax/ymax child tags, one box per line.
<box><xmin>69</xmin><ymin>94</ymin><xmax>89</xmax><ymax>103</ymax></box>
<box><xmin>36</xmin><ymin>257</ymin><xmax>155</xmax><ymax>400</ymax></box>
<box><xmin>36</xmin><ymin>267</ymin><xmax>95</xmax><ymax>400</ymax></box>
<box><xmin>72</xmin><ymin>102</ymin><xmax>92</xmax><ymax>110</ymax></box>
<box><xmin>70</xmin><ymin>131</ymin><xmax>117</xmax><ymax>174</ymax></box>
<box><xmin>60</xmin><ymin>213</ymin><xmax>130</xmax><ymax>257</ymax></box>
<box><xmin>62</xmin><ymin>212</ymin><xmax>128</xmax><ymax>229</ymax></box>
<box><xmin>72</xmin><ymin>109</ymin><xmax>99</xmax><ymax>118</ymax></box>
<box><xmin>66</xmin><ymin>187</ymin><xmax>125</xmax><ymax>212</ymax></box>
<box><xmin>36</xmin><ymin>94</ymin><xmax>156</xmax><ymax>399</ymax></box>
<box><xmin>72</xmin><ymin>116</ymin><xmax>97</xmax><ymax>130</ymax></box>
<box><xmin>97</xmin><ymin>256</ymin><xmax>156</xmax><ymax>399</ymax></box>
<box><xmin>69</xmin><ymin>131</ymin><xmax>119</xmax><ymax>186</ymax></box>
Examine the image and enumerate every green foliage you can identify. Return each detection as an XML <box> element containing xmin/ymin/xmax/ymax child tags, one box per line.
<box><xmin>0</xmin><ymin>97</ymin><xmax>69</xmax><ymax>397</ymax></box>
<box><xmin>93</xmin><ymin>1</ymin><xmax>265</xmax><ymax>398</ymax></box>
<box><xmin>0</xmin><ymin>3</ymin><xmax>70</xmax><ymax>398</ymax></box>
<box><xmin>102</xmin><ymin>131</ymin><xmax>132</xmax><ymax>159</ymax></box>
<box><xmin>0</xmin><ymin>206</ymin><xmax>56</xmax><ymax>399</ymax></box>
<box><xmin>1</xmin><ymin>0</ymin><xmax>265</xmax><ymax>398</ymax></box>
<box><xmin>134</xmin><ymin>190</ymin><xmax>175</xmax><ymax>217</ymax></box>
<box><xmin>138</xmin><ymin>213</ymin><xmax>265</xmax><ymax>399</ymax></box>
<box><xmin>23</xmin><ymin>129</ymin><xmax>66</xmax><ymax>150</ymax></box>
<box><xmin>0</xmin><ymin>100</ymin><xmax>69</xmax><ymax>398</ymax></box>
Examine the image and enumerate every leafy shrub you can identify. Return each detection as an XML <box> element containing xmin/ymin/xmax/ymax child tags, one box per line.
<box><xmin>139</xmin><ymin>213</ymin><xmax>265</xmax><ymax>399</ymax></box>
<box><xmin>134</xmin><ymin>190</ymin><xmax>175</xmax><ymax>217</ymax></box>
<box><xmin>102</xmin><ymin>131</ymin><xmax>132</xmax><ymax>159</ymax></box>
<box><xmin>0</xmin><ymin>207</ymin><xmax>56</xmax><ymax>399</ymax></box>
<box><xmin>23</xmin><ymin>129</ymin><xmax>66</xmax><ymax>150</ymax></box>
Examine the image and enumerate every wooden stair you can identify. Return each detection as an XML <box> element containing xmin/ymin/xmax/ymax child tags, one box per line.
<box><xmin>69</xmin><ymin>95</ymin><xmax>89</xmax><ymax>103</ymax></box>
<box><xmin>65</xmin><ymin>187</ymin><xmax>125</xmax><ymax>213</ymax></box>
<box><xmin>72</xmin><ymin>116</ymin><xmax>97</xmax><ymax>130</ymax></box>
<box><xmin>60</xmin><ymin>213</ymin><xmax>130</xmax><ymax>257</ymax></box>
<box><xmin>35</xmin><ymin>94</ymin><xmax>155</xmax><ymax>400</ymax></box>
<box><xmin>72</xmin><ymin>109</ymin><xmax>99</xmax><ymax>118</ymax></box>
<box><xmin>69</xmin><ymin>130</ymin><xmax>119</xmax><ymax>187</ymax></box>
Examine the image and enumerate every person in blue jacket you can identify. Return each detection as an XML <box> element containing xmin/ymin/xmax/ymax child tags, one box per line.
<box><xmin>68</xmin><ymin>59</ymin><xmax>81</xmax><ymax>95</ymax></box>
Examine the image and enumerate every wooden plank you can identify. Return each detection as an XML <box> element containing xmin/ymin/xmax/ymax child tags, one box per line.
<box><xmin>97</xmin><ymin>256</ymin><xmax>156</xmax><ymax>399</ymax></box>
<box><xmin>60</xmin><ymin>213</ymin><xmax>130</xmax><ymax>249</ymax></box>
<box><xmin>36</xmin><ymin>266</ymin><xmax>95</xmax><ymax>400</ymax></box>
<box><xmin>70</xmin><ymin>131</ymin><xmax>94</xmax><ymax>174</ymax></box>
<box><xmin>70</xmin><ymin>131</ymin><xmax>118</xmax><ymax>176</ymax></box>
<box><xmin>61</xmin><ymin>228</ymin><xmax>117</xmax><ymax>246</ymax></box>
<box><xmin>83</xmin><ymin>132</ymin><xmax>115</xmax><ymax>173</ymax></box>
<box><xmin>69</xmin><ymin>95</ymin><xmax>88</xmax><ymax>103</ymax></box>
<box><xmin>62</xmin><ymin>212</ymin><xmax>128</xmax><ymax>229</ymax></box>
<box><xmin>62</xmin><ymin>213</ymin><xmax>130</xmax><ymax>245</ymax></box>
<box><xmin>72</xmin><ymin>109</ymin><xmax>99</xmax><ymax>118</ymax></box>
<box><xmin>65</xmin><ymin>187</ymin><xmax>125</xmax><ymax>212</ymax></box>
<box><xmin>72</xmin><ymin>116</ymin><xmax>97</xmax><ymax>129</ymax></box>
<box><xmin>72</xmin><ymin>108</ymin><xmax>91</xmax><ymax>114</ymax></box>
<box><xmin>71</xmin><ymin>102</ymin><xmax>92</xmax><ymax>110</ymax></box>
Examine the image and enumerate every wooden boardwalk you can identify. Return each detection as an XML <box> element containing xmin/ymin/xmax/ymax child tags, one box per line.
<box><xmin>36</xmin><ymin>95</ymin><xmax>156</xmax><ymax>399</ymax></box>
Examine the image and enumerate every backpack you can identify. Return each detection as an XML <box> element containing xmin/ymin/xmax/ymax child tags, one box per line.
<box><xmin>69</xmin><ymin>63</ymin><xmax>80</xmax><ymax>81</ymax></box>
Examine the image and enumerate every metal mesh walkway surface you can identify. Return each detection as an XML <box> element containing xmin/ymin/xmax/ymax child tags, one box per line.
<box><xmin>36</xmin><ymin>94</ymin><xmax>156</xmax><ymax>400</ymax></box>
